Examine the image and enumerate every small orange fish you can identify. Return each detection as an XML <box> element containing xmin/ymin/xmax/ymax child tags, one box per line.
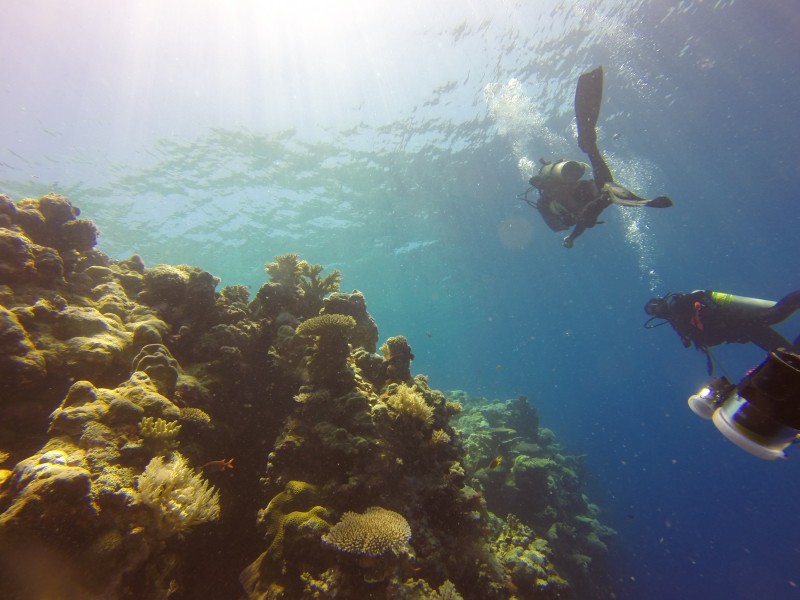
<box><xmin>488</xmin><ymin>456</ymin><xmax>503</xmax><ymax>470</ymax></box>
<box><xmin>202</xmin><ymin>458</ymin><xmax>234</xmax><ymax>472</ymax></box>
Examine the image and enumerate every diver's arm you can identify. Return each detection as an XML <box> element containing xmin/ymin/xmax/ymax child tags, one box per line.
<box><xmin>563</xmin><ymin>223</ymin><xmax>586</xmax><ymax>248</ymax></box>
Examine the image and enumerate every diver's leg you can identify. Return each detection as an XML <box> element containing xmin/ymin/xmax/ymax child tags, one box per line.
<box><xmin>763</xmin><ymin>290</ymin><xmax>800</xmax><ymax>325</ymax></box>
<box><xmin>575</xmin><ymin>66</ymin><xmax>614</xmax><ymax>188</ymax></box>
<box><xmin>747</xmin><ymin>326</ymin><xmax>792</xmax><ymax>353</ymax></box>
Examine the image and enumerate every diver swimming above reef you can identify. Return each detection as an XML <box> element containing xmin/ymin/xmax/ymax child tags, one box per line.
<box><xmin>519</xmin><ymin>66</ymin><xmax>673</xmax><ymax>248</ymax></box>
<box><xmin>645</xmin><ymin>289</ymin><xmax>800</xmax><ymax>373</ymax></box>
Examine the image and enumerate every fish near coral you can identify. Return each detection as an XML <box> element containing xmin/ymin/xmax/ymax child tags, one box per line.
<box><xmin>202</xmin><ymin>458</ymin><xmax>234</xmax><ymax>472</ymax></box>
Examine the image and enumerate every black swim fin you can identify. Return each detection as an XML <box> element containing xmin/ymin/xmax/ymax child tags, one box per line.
<box><xmin>602</xmin><ymin>183</ymin><xmax>673</xmax><ymax>208</ymax></box>
<box><xmin>646</xmin><ymin>196</ymin><xmax>673</xmax><ymax>208</ymax></box>
<box><xmin>575</xmin><ymin>66</ymin><xmax>604</xmax><ymax>154</ymax></box>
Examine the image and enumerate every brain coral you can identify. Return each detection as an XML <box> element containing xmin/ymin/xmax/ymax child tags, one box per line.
<box><xmin>322</xmin><ymin>506</ymin><xmax>411</xmax><ymax>558</ymax></box>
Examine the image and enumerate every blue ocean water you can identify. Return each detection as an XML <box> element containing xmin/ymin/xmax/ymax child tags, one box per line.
<box><xmin>2</xmin><ymin>1</ymin><xmax>799</xmax><ymax>598</ymax></box>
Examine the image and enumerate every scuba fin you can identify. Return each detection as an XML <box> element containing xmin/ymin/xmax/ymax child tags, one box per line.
<box><xmin>602</xmin><ymin>182</ymin><xmax>674</xmax><ymax>208</ymax></box>
<box><xmin>647</xmin><ymin>196</ymin><xmax>673</xmax><ymax>208</ymax></box>
<box><xmin>575</xmin><ymin>66</ymin><xmax>604</xmax><ymax>154</ymax></box>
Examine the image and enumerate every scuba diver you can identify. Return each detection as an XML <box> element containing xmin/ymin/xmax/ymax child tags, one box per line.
<box><xmin>520</xmin><ymin>66</ymin><xmax>673</xmax><ymax>248</ymax></box>
<box><xmin>644</xmin><ymin>289</ymin><xmax>800</xmax><ymax>373</ymax></box>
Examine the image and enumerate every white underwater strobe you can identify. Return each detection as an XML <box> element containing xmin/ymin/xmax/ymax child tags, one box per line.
<box><xmin>687</xmin><ymin>349</ymin><xmax>800</xmax><ymax>460</ymax></box>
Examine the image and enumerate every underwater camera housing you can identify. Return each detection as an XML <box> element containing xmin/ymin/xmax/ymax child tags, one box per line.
<box><xmin>687</xmin><ymin>349</ymin><xmax>800</xmax><ymax>460</ymax></box>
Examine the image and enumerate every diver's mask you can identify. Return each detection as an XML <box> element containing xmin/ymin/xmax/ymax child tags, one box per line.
<box><xmin>687</xmin><ymin>349</ymin><xmax>800</xmax><ymax>460</ymax></box>
<box><xmin>644</xmin><ymin>293</ymin><xmax>681</xmax><ymax>324</ymax></box>
<box><xmin>644</xmin><ymin>297</ymin><xmax>667</xmax><ymax>317</ymax></box>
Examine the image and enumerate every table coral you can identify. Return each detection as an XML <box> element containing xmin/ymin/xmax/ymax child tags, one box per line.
<box><xmin>296</xmin><ymin>313</ymin><xmax>356</xmax><ymax>388</ymax></box>
<box><xmin>321</xmin><ymin>290</ymin><xmax>379</xmax><ymax>353</ymax></box>
<box><xmin>322</xmin><ymin>506</ymin><xmax>411</xmax><ymax>558</ymax></box>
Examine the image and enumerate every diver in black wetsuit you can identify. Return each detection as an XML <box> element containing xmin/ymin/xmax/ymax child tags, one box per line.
<box><xmin>522</xmin><ymin>66</ymin><xmax>673</xmax><ymax>248</ymax></box>
<box><xmin>645</xmin><ymin>289</ymin><xmax>800</xmax><ymax>373</ymax></box>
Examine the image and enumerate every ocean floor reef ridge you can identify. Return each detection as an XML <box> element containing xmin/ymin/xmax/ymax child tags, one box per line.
<box><xmin>0</xmin><ymin>194</ymin><xmax>613</xmax><ymax>599</ymax></box>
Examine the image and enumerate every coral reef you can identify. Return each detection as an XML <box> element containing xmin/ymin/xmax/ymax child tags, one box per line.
<box><xmin>452</xmin><ymin>393</ymin><xmax>616</xmax><ymax>597</ymax></box>
<box><xmin>0</xmin><ymin>195</ymin><xmax>615</xmax><ymax>599</ymax></box>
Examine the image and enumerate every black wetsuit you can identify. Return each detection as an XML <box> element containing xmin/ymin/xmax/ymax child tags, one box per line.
<box><xmin>659</xmin><ymin>291</ymin><xmax>800</xmax><ymax>369</ymax></box>
<box><xmin>534</xmin><ymin>177</ymin><xmax>599</xmax><ymax>233</ymax></box>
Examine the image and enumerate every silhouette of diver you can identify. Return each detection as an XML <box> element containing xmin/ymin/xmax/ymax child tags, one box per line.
<box><xmin>645</xmin><ymin>289</ymin><xmax>800</xmax><ymax>373</ymax></box>
<box><xmin>521</xmin><ymin>66</ymin><xmax>673</xmax><ymax>248</ymax></box>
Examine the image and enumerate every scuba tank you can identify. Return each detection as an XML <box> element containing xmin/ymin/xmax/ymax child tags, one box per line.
<box><xmin>707</xmin><ymin>291</ymin><xmax>776</xmax><ymax>317</ymax></box>
<box><xmin>536</xmin><ymin>160</ymin><xmax>587</xmax><ymax>183</ymax></box>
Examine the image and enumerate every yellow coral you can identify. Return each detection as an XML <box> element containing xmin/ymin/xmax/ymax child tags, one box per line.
<box><xmin>265</xmin><ymin>253</ymin><xmax>304</xmax><ymax>290</ymax></box>
<box><xmin>179</xmin><ymin>407</ymin><xmax>212</xmax><ymax>428</ymax></box>
<box><xmin>379</xmin><ymin>336</ymin><xmax>410</xmax><ymax>360</ymax></box>
<box><xmin>259</xmin><ymin>481</ymin><xmax>330</xmax><ymax>558</ymax></box>
<box><xmin>299</xmin><ymin>262</ymin><xmax>341</xmax><ymax>300</ymax></box>
<box><xmin>139</xmin><ymin>416</ymin><xmax>181</xmax><ymax>453</ymax></box>
<box><xmin>322</xmin><ymin>507</ymin><xmax>411</xmax><ymax>558</ymax></box>
<box><xmin>385</xmin><ymin>384</ymin><xmax>433</xmax><ymax>425</ymax></box>
<box><xmin>431</xmin><ymin>429</ymin><xmax>451</xmax><ymax>445</ymax></box>
<box><xmin>135</xmin><ymin>453</ymin><xmax>220</xmax><ymax>539</ymax></box>
<box><xmin>295</xmin><ymin>314</ymin><xmax>356</xmax><ymax>339</ymax></box>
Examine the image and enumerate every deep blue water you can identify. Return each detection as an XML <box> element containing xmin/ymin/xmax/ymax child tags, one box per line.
<box><xmin>2</xmin><ymin>1</ymin><xmax>799</xmax><ymax>598</ymax></box>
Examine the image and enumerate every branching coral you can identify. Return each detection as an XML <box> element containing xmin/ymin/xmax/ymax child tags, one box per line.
<box><xmin>265</xmin><ymin>253</ymin><xmax>304</xmax><ymax>291</ymax></box>
<box><xmin>431</xmin><ymin>429</ymin><xmax>451</xmax><ymax>445</ymax></box>
<box><xmin>492</xmin><ymin>514</ymin><xmax>568</xmax><ymax>593</ymax></box>
<box><xmin>139</xmin><ymin>416</ymin><xmax>181</xmax><ymax>454</ymax></box>
<box><xmin>135</xmin><ymin>452</ymin><xmax>220</xmax><ymax>539</ymax></box>
<box><xmin>299</xmin><ymin>262</ymin><xmax>341</xmax><ymax>315</ymax></box>
<box><xmin>322</xmin><ymin>506</ymin><xmax>411</xmax><ymax>558</ymax></box>
<box><xmin>385</xmin><ymin>383</ymin><xmax>434</xmax><ymax>426</ymax></box>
